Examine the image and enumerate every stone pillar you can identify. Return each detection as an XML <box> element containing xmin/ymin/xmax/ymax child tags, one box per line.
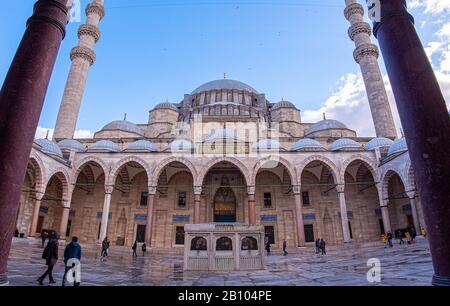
<box><xmin>408</xmin><ymin>193</ymin><xmax>421</xmax><ymax>234</ymax></box>
<box><xmin>29</xmin><ymin>196</ymin><xmax>43</xmax><ymax>238</ymax></box>
<box><xmin>372</xmin><ymin>0</ymin><xmax>450</xmax><ymax>286</ymax></box>
<box><xmin>145</xmin><ymin>186</ymin><xmax>156</xmax><ymax>247</ymax></box>
<box><xmin>344</xmin><ymin>0</ymin><xmax>397</xmax><ymax>139</ymax></box>
<box><xmin>293</xmin><ymin>186</ymin><xmax>305</xmax><ymax>247</ymax></box>
<box><xmin>381</xmin><ymin>205</ymin><xmax>392</xmax><ymax>234</ymax></box>
<box><xmin>99</xmin><ymin>185</ymin><xmax>113</xmax><ymax>242</ymax></box>
<box><xmin>53</xmin><ymin>0</ymin><xmax>105</xmax><ymax>140</ymax></box>
<box><xmin>0</xmin><ymin>0</ymin><xmax>69</xmax><ymax>286</ymax></box>
<box><xmin>247</xmin><ymin>186</ymin><xmax>256</xmax><ymax>225</ymax></box>
<box><xmin>59</xmin><ymin>207</ymin><xmax>70</xmax><ymax>240</ymax></box>
<box><xmin>193</xmin><ymin>186</ymin><xmax>202</xmax><ymax>224</ymax></box>
<box><xmin>337</xmin><ymin>185</ymin><xmax>351</xmax><ymax>243</ymax></box>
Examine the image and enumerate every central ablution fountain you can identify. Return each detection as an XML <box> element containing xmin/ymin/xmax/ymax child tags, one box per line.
<box><xmin>183</xmin><ymin>223</ymin><xmax>266</xmax><ymax>271</ymax></box>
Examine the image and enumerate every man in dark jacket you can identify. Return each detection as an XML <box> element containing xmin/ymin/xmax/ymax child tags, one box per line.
<box><xmin>62</xmin><ymin>236</ymin><xmax>82</xmax><ymax>286</ymax></box>
<box><xmin>37</xmin><ymin>232</ymin><xmax>58</xmax><ymax>285</ymax></box>
<box><xmin>132</xmin><ymin>240</ymin><xmax>138</xmax><ymax>257</ymax></box>
<box><xmin>282</xmin><ymin>240</ymin><xmax>288</xmax><ymax>256</ymax></box>
<box><xmin>320</xmin><ymin>239</ymin><xmax>326</xmax><ymax>255</ymax></box>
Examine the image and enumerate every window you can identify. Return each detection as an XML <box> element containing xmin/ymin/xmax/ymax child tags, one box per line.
<box><xmin>140</xmin><ymin>192</ymin><xmax>148</xmax><ymax>207</ymax></box>
<box><xmin>264</xmin><ymin>226</ymin><xmax>275</xmax><ymax>245</ymax></box>
<box><xmin>191</xmin><ymin>237</ymin><xmax>207</xmax><ymax>251</ymax></box>
<box><xmin>241</xmin><ymin>236</ymin><xmax>258</xmax><ymax>251</ymax></box>
<box><xmin>304</xmin><ymin>224</ymin><xmax>315</xmax><ymax>243</ymax></box>
<box><xmin>136</xmin><ymin>225</ymin><xmax>146</xmax><ymax>243</ymax></box>
<box><xmin>302</xmin><ymin>192</ymin><xmax>310</xmax><ymax>206</ymax></box>
<box><xmin>263</xmin><ymin>193</ymin><xmax>272</xmax><ymax>208</ymax></box>
<box><xmin>216</xmin><ymin>237</ymin><xmax>233</xmax><ymax>251</ymax></box>
<box><xmin>178</xmin><ymin>192</ymin><xmax>186</xmax><ymax>208</ymax></box>
<box><xmin>175</xmin><ymin>227</ymin><xmax>185</xmax><ymax>245</ymax></box>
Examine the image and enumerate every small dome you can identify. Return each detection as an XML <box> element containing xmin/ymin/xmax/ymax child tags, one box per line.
<box><xmin>306</xmin><ymin>119</ymin><xmax>349</xmax><ymax>136</ymax></box>
<box><xmin>153</xmin><ymin>102</ymin><xmax>179</xmax><ymax>112</ymax></box>
<box><xmin>35</xmin><ymin>139</ymin><xmax>63</xmax><ymax>158</ymax></box>
<box><xmin>252</xmin><ymin>139</ymin><xmax>283</xmax><ymax>151</ymax></box>
<box><xmin>58</xmin><ymin>139</ymin><xmax>86</xmax><ymax>152</ymax></box>
<box><xmin>192</xmin><ymin>79</ymin><xmax>258</xmax><ymax>94</ymax></box>
<box><xmin>89</xmin><ymin>140</ymin><xmax>121</xmax><ymax>152</ymax></box>
<box><xmin>291</xmin><ymin>138</ymin><xmax>324</xmax><ymax>151</ymax></box>
<box><xmin>388</xmin><ymin>138</ymin><xmax>408</xmax><ymax>156</ymax></box>
<box><xmin>166</xmin><ymin>139</ymin><xmax>195</xmax><ymax>152</ymax></box>
<box><xmin>364</xmin><ymin>137</ymin><xmax>394</xmax><ymax>151</ymax></box>
<box><xmin>272</xmin><ymin>101</ymin><xmax>296</xmax><ymax>110</ymax></box>
<box><xmin>205</xmin><ymin>129</ymin><xmax>243</xmax><ymax>142</ymax></box>
<box><xmin>125</xmin><ymin>140</ymin><xmax>158</xmax><ymax>152</ymax></box>
<box><xmin>329</xmin><ymin>138</ymin><xmax>361</xmax><ymax>151</ymax></box>
<box><xmin>101</xmin><ymin>120</ymin><xmax>144</xmax><ymax>136</ymax></box>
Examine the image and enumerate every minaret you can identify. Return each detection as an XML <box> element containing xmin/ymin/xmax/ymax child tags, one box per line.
<box><xmin>344</xmin><ymin>0</ymin><xmax>397</xmax><ymax>139</ymax></box>
<box><xmin>53</xmin><ymin>0</ymin><xmax>105</xmax><ymax>140</ymax></box>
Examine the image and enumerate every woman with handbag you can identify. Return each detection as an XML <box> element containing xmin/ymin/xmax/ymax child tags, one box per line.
<box><xmin>37</xmin><ymin>232</ymin><xmax>59</xmax><ymax>285</ymax></box>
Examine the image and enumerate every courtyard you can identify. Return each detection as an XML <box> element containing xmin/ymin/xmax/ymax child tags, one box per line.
<box><xmin>7</xmin><ymin>237</ymin><xmax>433</xmax><ymax>286</ymax></box>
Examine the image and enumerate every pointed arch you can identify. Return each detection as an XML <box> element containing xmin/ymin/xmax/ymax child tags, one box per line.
<box><xmin>150</xmin><ymin>156</ymin><xmax>197</xmax><ymax>187</ymax></box>
<box><xmin>44</xmin><ymin>168</ymin><xmax>71</xmax><ymax>205</ymax></box>
<box><xmin>73</xmin><ymin>155</ymin><xmax>109</xmax><ymax>185</ymax></box>
<box><xmin>28</xmin><ymin>154</ymin><xmax>46</xmax><ymax>196</ymax></box>
<box><xmin>108</xmin><ymin>156</ymin><xmax>152</xmax><ymax>186</ymax></box>
<box><xmin>251</xmin><ymin>156</ymin><xmax>297</xmax><ymax>186</ymax></box>
<box><xmin>296</xmin><ymin>155</ymin><xmax>339</xmax><ymax>185</ymax></box>
<box><xmin>197</xmin><ymin>157</ymin><xmax>250</xmax><ymax>187</ymax></box>
<box><xmin>339</xmin><ymin>154</ymin><xmax>379</xmax><ymax>184</ymax></box>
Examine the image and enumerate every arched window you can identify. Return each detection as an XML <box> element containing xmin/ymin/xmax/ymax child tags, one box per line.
<box><xmin>190</xmin><ymin>237</ymin><xmax>207</xmax><ymax>251</ymax></box>
<box><xmin>216</xmin><ymin>237</ymin><xmax>233</xmax><ymax>251</ymax></box>
<box><xmin>241</xmin><ymin>236</ymin><xmax>258</xmax><ymax>251</ymax></box>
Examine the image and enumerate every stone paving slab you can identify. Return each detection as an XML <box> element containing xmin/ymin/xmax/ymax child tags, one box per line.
<box><xmin>6</xmin><ymin>237</ymin><xmax>434</xmax><ymax>286</ymax></box>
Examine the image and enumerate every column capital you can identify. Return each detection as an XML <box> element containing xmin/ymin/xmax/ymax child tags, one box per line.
<box><xmin>86</xmin><ymin>2</ymin><xmax>105</xmax><ymax>20</ymax></box>
<box><xmin>105</xmin><ymin>185</ymin><xmax>114</xmax><ymax>194</ymax></box>
<box><xmin>193</xmin><ymin>186</ymin><xmax>202</xmax><ymax>195</ymax></box>
<box><xmin>336</xmin><ymin>184</ymin><xmax>345</xmax><ymax>193</ymax></box>
<box><xmin>344</xmin><ymin>2</ymin><xmax>364</xmax><ymax>21</ymax></box>
<box><xmin>407</xmin><ymin>191</ymin><xmax>418</xmax><ymax>199</ymax></box>
<box><xmin>148</xmin><ymin>186</ymin><xmax>157</xmax><ymax>195</ymax></box>
<box><xmin>292</xmin><ymin>185</ymin><xmax>301</xmax><ymax>195</ymax></box>
<box><xmin>247</xmin><ymin>186</ymin><xmax>256</xmax><ymax>195</ymax></box>
<box><xmin>34</xmin><ymin>194</ymin><xmax>44</xmax><ymax>201</ymax></box>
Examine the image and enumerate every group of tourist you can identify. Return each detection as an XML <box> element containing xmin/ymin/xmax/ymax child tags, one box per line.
<box><xmin>381</xmin><ymin>225</ymin><xmax>426</xmax><ymax>248</ymax></box>
<box><xmin>131</xmin><ymin>240</ymin><xmax>147</xmax><ymax>257</ymax></box>
<box><xmin>37</xmin><ymin>234</ymin><xmax>82</xmax><ymax>286</ymax></box>
<box><xmin>315</xmin><ymin>238</ymin><xmax>327</xmax><ymax>255</ymax></box>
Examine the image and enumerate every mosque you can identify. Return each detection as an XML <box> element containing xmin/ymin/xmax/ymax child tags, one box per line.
<box><xmin>14</xmin><ymin>0</ymin><xmax>423</xmax><ymax>250</ymax></box>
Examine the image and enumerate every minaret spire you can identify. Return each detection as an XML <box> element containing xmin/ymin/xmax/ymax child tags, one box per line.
<box><xmin>344</xmin><ymin>0</ymin><xmax>397</xmax><ymax>139</ymax></box>
<box><xmin>53</xmin><ymin>0</ymin><xmax>105</xmax><ymax>140</ymax></box>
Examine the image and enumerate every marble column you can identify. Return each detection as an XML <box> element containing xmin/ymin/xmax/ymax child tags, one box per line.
<box><xmin>99</xmin><ymin>185</ymin><xmax>113</xmax><ymax>242</ymax></box>
<box><xmin>0</xmin><ymin>0</ymin><xmax>69</xmax><ymax>285</ymax></box>
<box><xmin>247</xmin><ymin>186</ymin><xmax>256</xmax><ymax>225</ymax></box>
<box><xmin>145</xmin><ymin>186</ymin><xmax>156</xmax><ymax>247</ymax></box>
<box><xmin>29</xmin><ymin>195</ymin><xmax>44</xmax><ymax>238</ymax></box>
<box><xmin>337</xmin><ymin>185</ymin><xmax>351</xmax><ymax>243</ymax></box>
<box><xmin>408</xmin><ymin>193</ymin><xmax>421</xmax><ymax>234</ymax></box>
<box><xmin>381</xmin><ymin>205</ymin><xmax>392</xmax><ymax>234</ymax></box>
<box><xmin>293</xmin><ymin>186</ymin><xmax>305</xmax><ymax>247</ymax></box>
<box><xmin>59</xmin><ymin>207</ymin><xmax>70</xmax><ymax>240</ymax></box>
<box><xmin>193</xmin><ymin>186</ymin><xmax>202</xmax><ymax>224</ymax></box>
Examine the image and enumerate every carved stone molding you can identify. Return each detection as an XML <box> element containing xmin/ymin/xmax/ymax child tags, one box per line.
<box><xmin>86</xmin><ymin>2</ymin><xmax>105</xmax><ymax>20</ymax></box>
<box><xmin>78</xmin><ymin>24</ymin><xmax>101</xmax><ymax>42</ymax></box>
<box><xmin>353</xmin><ymin>43</ymin><xmax>379</xmax><ymax>63</ymax></box>
<box><xmin>344</xmin><ymin>3</ymin><xmax>364</xmax><ymax>21</ymax></box>
<box><xmin>348</xmin><ymin>22</ymin><xmax>372</xmax><ymax>41</ymax></box>
<box><xmin>70</xmin><ymin>46</ymin><xmax>96</xmax><ymax>65</ymax></box>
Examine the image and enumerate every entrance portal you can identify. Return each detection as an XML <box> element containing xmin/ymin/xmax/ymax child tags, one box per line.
<box><xmin>214</xmin><ymin>187</ymin><xmax>236</xmax><ymax>222</ymax></box>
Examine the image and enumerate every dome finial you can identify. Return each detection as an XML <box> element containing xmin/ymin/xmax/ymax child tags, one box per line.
<box><xmin>400</xmin><ymin>128</ymin><xmax>404</xmax><ymax>138</ymax></box>
<box><xmin>123</xmin><ymin>113</ymin><xmax>127</xmax><ymax>121</ymax></box>
<box><xmin>323</xmin><ymin>113</ymin><xmax>326</xmax><ymax>120</ymax></box>
<box><xmin>45</xmin><ymin>129</ymin><xmax>50</xmax><ymax>140</ymax></box>
<box><xmin>223</xmin><ymin>72</ymin><xmax>227</xmax><ymax>80</ymax></box>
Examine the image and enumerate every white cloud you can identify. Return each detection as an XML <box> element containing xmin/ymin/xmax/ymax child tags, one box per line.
<box><xmin>35</xmin><ymin>126</ymin><xmax>94</xmax><ymax>140</ymax></box>
<box><xmin>408</xmin><ymin>0</ymin><xmax>450</xmax><ymax>15</ymax></box>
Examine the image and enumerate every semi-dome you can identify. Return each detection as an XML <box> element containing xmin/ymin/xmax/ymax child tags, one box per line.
<box><xmin>291</xmin><ymin>138</ymin><xmax>324</xmax><ymax>151</ymax></box>
<box><xmin>192</xmin><ymin>79</ymin><xmax>258</xmax><ymax>95</ymax></box>
<box><xmin>329</xmin><ymin>138</ymin><xmax>361</xmax><ymax>151</ymax></box>
<box><xmin>306</xmin><ymin>119</ymin><xmax>348</xmax><ymax>135</ymax></box>
<box><xmin>252</xmin><ymin>139</ymin><xmax>283</xmax><ymax>151</ymax></box>
<box><xmin>364</xmin><ymin>137</ymin><xmax>394</xmax><ymax>151</ymax></box>
<box><xmin>272</xmin><ymin>101</ymin><xmax>296</xmax><ymax>110</ymax></box>
<box><xmin>101</xmin><ymin>120</ymin><xmax>144</xmax><ymax>136</ymax></box>
<box><xmin>58</xmin><ymin>139</ymin><xmax>86</xmax><ymax>152</ymax></box>
<box><xmin>205</xmin><ymin>129</ymin><xmax>243</xmax><ymax>142</ymax></box>
<box><xmin>388</xmin><ymin>138</ymin><xmax>408</xmax><ymax>156</ymax></box>
<box><xmin>89</xmin><ymin>140</ymin><xmax>121</xmax><ymax>152</ymax></box>
<box><xmin>166</xmin><ymin>139</ymin><xmax>195</xmax><ymax>152</ymax></box>
<box><xmin>35</xmin><ymin>139</ymin><xmax>63</xmax><ymax>158</ymax></box>
<box><xmin>153</xmin><ymin>102</ymin><xmax>179</xmax><ymax>112</ymax></box>
<box><xmin>125</xmin><ymin>140</ymin><xmax>158</xmax><ymax>152</ymax></box>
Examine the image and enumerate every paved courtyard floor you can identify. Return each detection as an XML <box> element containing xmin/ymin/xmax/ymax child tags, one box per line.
<box><xmin>7</xmin><ymin>237</ymin><xmax>433</xmax><ymax>286</ymax></box>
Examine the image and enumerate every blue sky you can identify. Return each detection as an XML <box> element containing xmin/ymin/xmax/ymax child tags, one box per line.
<box><xmin>0</xmin><ymin>0</ymin><xmax>449</xmax><ymax>138</ymax></box>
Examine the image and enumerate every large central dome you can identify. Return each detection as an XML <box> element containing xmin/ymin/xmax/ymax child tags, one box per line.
<box><xmin>191</xmin><ymin>79</ymin><xmax>258</xmax><ymax>95</ymax></box>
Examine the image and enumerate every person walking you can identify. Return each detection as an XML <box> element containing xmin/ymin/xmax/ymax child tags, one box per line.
<box><xmin>396</xmin><ymin>229</ymin><xmax>405</xmax><ymax>245</ymax></box>
<box><xmin>265</xmin><ymin>241</ymin><xmax>271</xmax><ymax>256</ymax></box>
<box><xmin>40</xmin><ymin>230</ymin><xmax>47</xmax><ymax>248</ymax></box>
<box><xmin>62</xmin><ymin>236</ymin><xmax>82</xmax><ymax>287</ymax></box>
<box><xmin>101</xmin><ymin>237</ymin><xmax>109</xmax><ymax>258</ymax></box>
<box><xmin>315</xmin><ymin>239</ymin><xmax>321</xmax><ymax>254</ymax></box>
<box><xmin>405</xmin><ymin>231</ymin><xmax>412</xmax><ymax>245</ymax></box>
<box><xmin>141</xmin><ymin>243</ymin><xmax>147</xmax><ymax>257</ymax></box>
<box><xmin>282</xmin><ymin>239</ymin><xmax>288</xmax><ymax>256</ymax></box>
<box><xmin>387</xmin><ymin>231</ymin><xmax>393</xmax><ymax>248</ymax></box>
<box><xmin>37</xmin><ymin>232</ymin><xmax>58</xmax><ymax>285</ymax></box>
<box><xmin>421</xmin><ymin>227</ymin><xmax>427</xmax><ymax>238</ymax></box>
<box><xmin>320</xmin><ymin>239</ymin><xmax>326</xmax><ymax>255</ymax></box>
<box><xmin>381</xmin><ymin>233</ymin><xmax>388</xmax><ymax>248</ymax></box>
<box><xmin>132</xmin><ymin>240</ymin><xmax>138</xmax><ymax>257</ymax></box>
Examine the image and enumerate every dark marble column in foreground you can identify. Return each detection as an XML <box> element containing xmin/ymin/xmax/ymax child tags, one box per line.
<box><xmin>0</xmin><ymin>0</ymin><xmax>68</xmax><ymax>285</ymax></box>
<box><xmin>372</xmin><ymin>0</ymin><xmax>450</xmax><ymax>286</ymax></box>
